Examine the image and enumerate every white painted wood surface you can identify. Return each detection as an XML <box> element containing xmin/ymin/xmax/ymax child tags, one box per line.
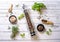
<box><xmin>0</xmin><ymin>0</ymin><xmax>60</xmax><ymax>42</ymax></box>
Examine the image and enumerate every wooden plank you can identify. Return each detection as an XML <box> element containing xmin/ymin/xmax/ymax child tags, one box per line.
<box><xmin>0</xmin><ymin>0</ymin><xmax>60</xmax><ymax>2</ymax></box>
<box><xmin>0</xmin><ymin>1</ymin><xmax>60</xmax><ymax>10</ymax></box>
<box><xmin>0</xmin><ymin>16</ymin><xmax>59</xmax><ymax>25</ymax></box>
<box><xmin>0</xmin><ymin>10</ymin><xmax>60</xmax><ymax>17</ymax></box>
<box><xmin>0</xmin><ymin>23</ymin><xmax>60</xmax><ymax>32</ymax></box>
<box><xmin>0</xmin><ymin>40</ymin><xmax>60</xmax><ymax>42</ymax></box>
<box><xmin>0</xmin><ymin>32</ymin><xmax>60</xmax><ymax>40</ymax></box>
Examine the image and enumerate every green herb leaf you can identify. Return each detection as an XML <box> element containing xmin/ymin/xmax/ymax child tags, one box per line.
<box><xmin>49</xmin><ymin>29</ymin><xmax>52</xmax><ymax>32</ymax></box>
<box><xmin>20</xmin><ymin>33</ymin><xmax>25</xmax><ymax>38</ymax></box>
<box><xmin>46</xmin><ymin>31</ymin><xmax>49</xmax><ymax>35</ymax></box>
<box><xmin>18</xmin><ymin>13</ymin><xmax>24</xmax><ymax>20</ymax></box>
<box><xmin>16</xmin><ymin>4</ymin><xmax>19</xmax><ymax>7</ymax></box>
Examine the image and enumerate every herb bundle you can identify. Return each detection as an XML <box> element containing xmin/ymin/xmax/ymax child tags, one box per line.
<box><xmin>11</xmin><ymin>26</ymin><xmax>19</xmax><ymax>39</ymax></box>
<box><xmin>32</xmin><ymin>2</ymin><xmax>46</xmax><ymax>14</ymax></box>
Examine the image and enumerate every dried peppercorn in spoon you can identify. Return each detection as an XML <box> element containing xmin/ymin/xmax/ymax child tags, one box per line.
<box><xmin>41</xmin><ymin>19</ymin><xmax>54</xmax><ymax>25</ymax></box>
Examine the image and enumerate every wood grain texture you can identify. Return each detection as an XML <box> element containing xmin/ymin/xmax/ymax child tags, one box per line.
<box><xmin>0</xmin><ymin>0</ymin><xmax>60</xmax><ymax>42</ymax></box>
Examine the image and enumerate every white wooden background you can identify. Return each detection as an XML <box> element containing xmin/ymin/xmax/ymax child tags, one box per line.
<box><xmin>0</xmin><ymin>0</ymin><xmax>60</xmax><ymax>42</ymax></box>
